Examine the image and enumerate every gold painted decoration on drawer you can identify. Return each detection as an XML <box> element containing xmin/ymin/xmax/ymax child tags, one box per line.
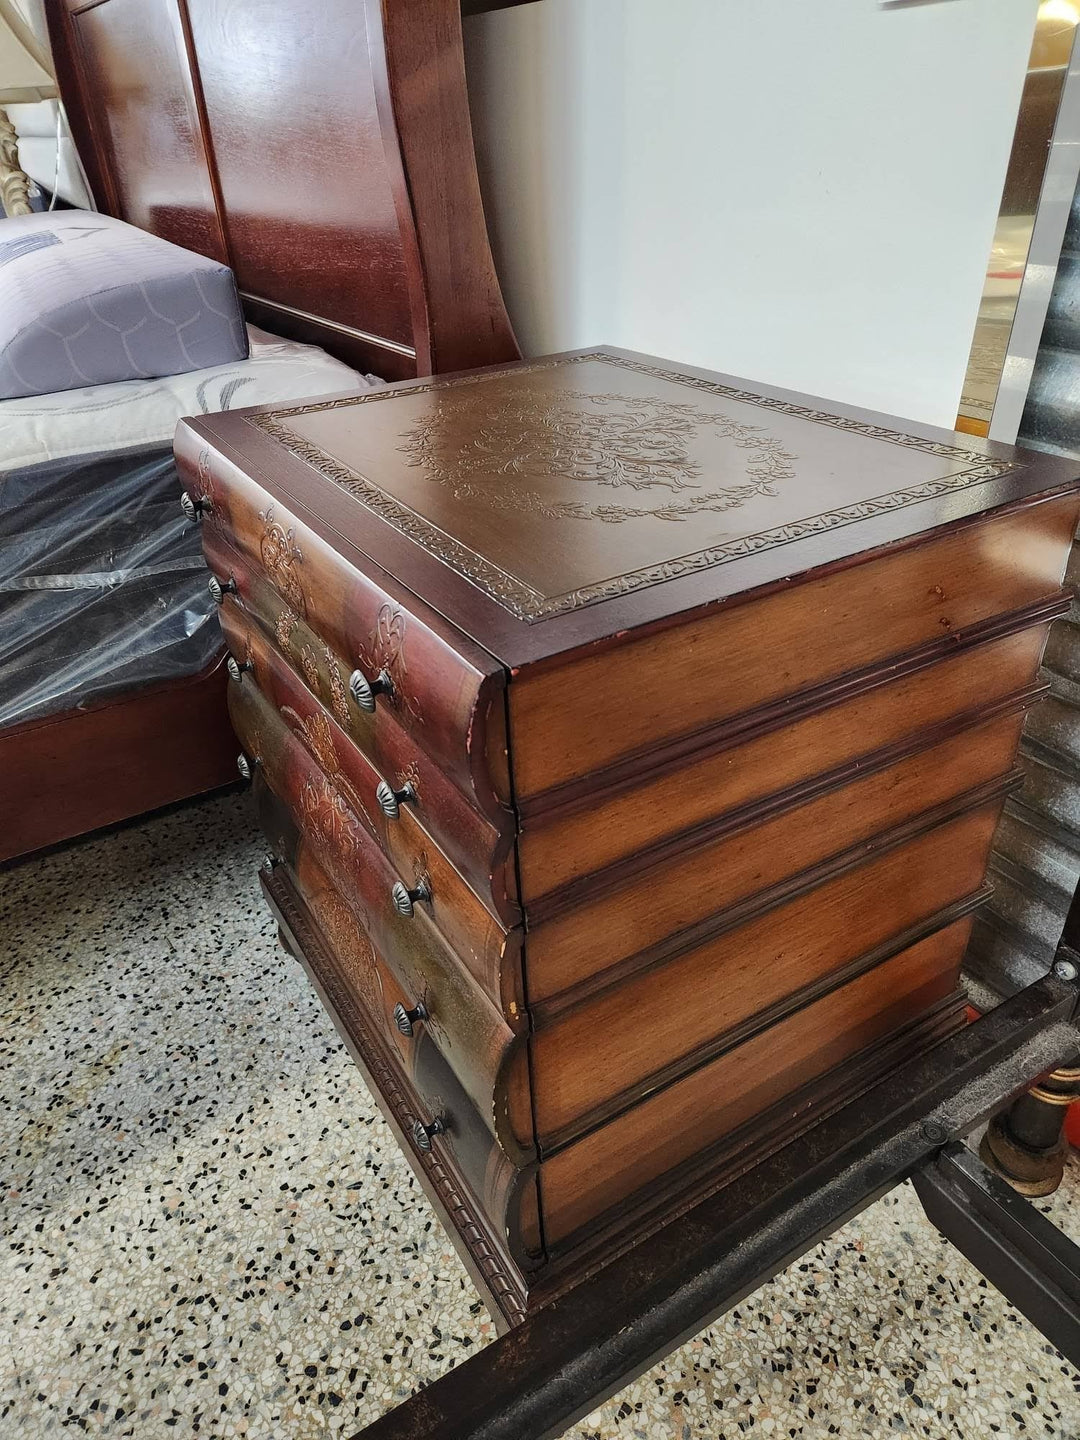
<box><xmin>275</xmin><ymin>607</ymin><xmax>299</xmax><ymax>657</ymax></box>
<box><xmin>299</xmin><ymin>645</ymin><xmax>321</xmax><ymax>696</ymax></box>
<box><xmin>299</xmin><ymin>775</ymin><xmax>361</xmax><ymax>860</ymax></box>
<box><xmin>316</xmin><ymin>887</ymin><xmax>384</xmax><ymax>1021</ymax></box>
<box><xmin>324</xmin><ymin>649</ymin><xmax>351</xmax><ymax>726</ymax></box>
<box><xmin>358</xmin><ymin>603</ymin><xmax>423</xmax><ymax>726</ymax></box>
<box><xmin>258</xmin><ymin>505</ymin><xmax>307</xmax><ymax>615</ymax></box>
<box><xmin>285</xmin><ymin>707</ymin><xmax>338</xmax><ymax>776</ymax></box>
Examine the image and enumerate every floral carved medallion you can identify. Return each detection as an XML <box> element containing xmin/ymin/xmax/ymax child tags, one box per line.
<box><xmin>284</xmin><ymin>707</ymin><xmax>338</xmax><ymax>776</ymax></box>
<box><xmin>397</xmin><ymin>386</ymin><xmax>797</xmax><ymax>524</ymax></box>
<box><xmin>276</xmin><ymin>608</ymin><xmax>299</xmax><ymax>657</ymax></box>
<box><xmin>251</xmin><ymin>352</ymin><xmax>1019</xmax><ymax>623</ymax></box>
<box><xmin>258</xmin><ymin>505</ymin><xmax>307</xmax><ymax>615</ymax></box>
<box><xmin>299</xmin><ymin>776</ymin><xmax>359</xmax><ymax>859</ymax></box>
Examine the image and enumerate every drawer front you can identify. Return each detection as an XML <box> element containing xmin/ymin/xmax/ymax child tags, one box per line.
<box><xmin>284</xmin><ymin>833</ymin><xmax>533</xmax><ymax>1159</ymax></box>
<box><xmin>509</xmin><ymin>495</ymin><xmax>1078</xmax><ymax>800</ymax></box>
<box><xmin>519</xmin><ymin>622</ymin><xmax>1051</xmax><ymax>903</ymax></box>
<box><xmin>538</xmin><ymin>916</ymin><xmax>972</xmax><ymax>1247</ymax></box>
<box><xmin>530</xmin><ymin>796</ymin><xmax>1002</xmax><ymax>1147</ymax></box>
<box><xmin>221</xmin><ymin>596</ymin><xmax>519</xmax><ymax>925</ymax></box>
<box><xmin>526</xmin><ymin>705</ymin><xmax>1029</xmax><ymax>998</ymax></box>
<box><xmin>263</xmin><ymin>859</ymin><xmax>542</xmax><ymax>1305</ymax></box>
<box><xmin>188</xmin><ymin>443</ymin><xmax>511</xmax><ymax>817</ymax></box>
<box><xmin>230</xmin><ymin>673</ymin><xmax>522</xmax><ymax>1015</ymax></box>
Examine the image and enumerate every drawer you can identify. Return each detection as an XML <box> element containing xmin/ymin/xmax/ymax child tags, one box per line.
<box><xmin>193</xmin><ymin>459</ymin><xmax>510</xmax><ymax>818</ymax></box>
<box><xmin>230</xmin><ymin>674</ymin><xmax>523</xmax><ymax>1016</ymax></box>
<box><xmin>220</xmin><ymin>595</ymin><xmax>519</xmax><ymax>926</ymax></box>
<box><xmin>263</xmin><ymin>855</ymin><xmax>543</xmax><ymax>1303</ymax></box>
<box><xmin>529</xmin><ymin>796</ymin><xmax>1003</xmax><ymax>1148</ymax></box>
<box><xmin>538</xmin><ymin>916</ymin><xmax>972</xmax><ymax>1247</ymax></box>
<box><xmin>509</xmin><ymin>495</ymin><xmax>1078</xmax><ymax>800</ymax></box>
<box><xmin>525</xmin><ymin>704</ymin><xmax>1030</xmax><ymax>999</ymax></box>
<box><xmin>519</xmin><ymin>621</ymin><xmax>1052</xmax><ymax>903</ymax></box>
<box><xmin>280</xmin><ymin>828</ymin><xmax>533</xmax><ymax>1160</ymax></box>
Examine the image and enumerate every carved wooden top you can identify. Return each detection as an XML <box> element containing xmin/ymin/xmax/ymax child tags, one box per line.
<box><xmin>198</xmin><ymin>347</ymin><xmax>1080</xmax><ymax>664</ymax></box>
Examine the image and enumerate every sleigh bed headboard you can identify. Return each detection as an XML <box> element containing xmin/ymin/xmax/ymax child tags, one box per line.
<box><xmin>44</xmin><ymin>0</ymin><xmax>519</xmax><ymax>379</ymax></box>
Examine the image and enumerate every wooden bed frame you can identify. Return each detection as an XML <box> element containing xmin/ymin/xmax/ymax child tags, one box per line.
<box><xmin>2</xmin><ymin>0</ymin><xmax>519</xmax><ymax>865</ymax></box>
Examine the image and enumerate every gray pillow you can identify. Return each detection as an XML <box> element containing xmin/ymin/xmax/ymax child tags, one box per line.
<box><xmin>0</xmin><ymin>210</ymin><xmax>248</xmax><ymax>400</ymax></box>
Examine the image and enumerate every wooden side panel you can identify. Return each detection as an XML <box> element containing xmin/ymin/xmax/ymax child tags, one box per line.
<box><xmin>376</xmin><ymin>0</ymin><xmax>519</xmax><ymax>373</ymax></box>
<box><xmin>518</xmin><ymin>621</ymin><xmax>1052</xmax><ymax>901</ymax></box>
<box><xmin>182</xmin><ymin>0</ymin><xmax>414</xmax><ymax>353</ymax></box>
<box><xmin>509</xmin><ymin>496</ymin><xmax>1079</xmax><ymax>799</ymax></box>
<box><xmin>530</xmin><ymin>799</ymin><xmax>1002</xmax><ymax>1146</ymax></box>
<box><xmin>538</xmin><ymin>919</ymin><xmax>972</xmax><ymax>1247</ymax></box>
<box><xmin>1</xmin><ymin>659</ymin><xmax>236</xmax><ymax>864</ymax></box>
<box><xmin>525</xmin><ymin>709</ymin><xmax>1028</xmax><ymax>990</ymax></box>
<box><xmin>61</xmin><ymin>0</ymin><xmax>227</xmax><ymax>261</ymax></box>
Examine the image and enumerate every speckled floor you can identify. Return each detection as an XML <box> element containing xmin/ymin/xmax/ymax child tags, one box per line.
<box><xmin>2</xmin><ymin>791</ymin><xmax>1079</xmax><ymax>1440</ymax></box>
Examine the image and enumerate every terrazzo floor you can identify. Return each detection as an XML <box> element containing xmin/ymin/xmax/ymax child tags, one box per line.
<box><xmin>2</xmin><ymin>790</ymin><xmax>1080</xmax><ymax>1440</ymax></box>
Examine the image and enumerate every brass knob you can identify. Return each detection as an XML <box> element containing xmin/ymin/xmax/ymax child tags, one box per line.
<box><xmin>237</xmin><ymin>752</ymin><xmax>253</xmax><ymax>780</ymax></box>
<box><xmin>376</xmin><ymin>779</ymin><xmax>417</xmax><ymax>819</ymax></box>
<box><xmin>393</xmin><ymin>1000</ymin><xmax>428</xmax><ymax>1037</ymax></box>
<box><xmin>226</xmin><ymin>654</ymin><xmax>252</xmax><ymax>683</ymax></box>
<box><xmin>411</xmin><ymin>1116</ymin><xmax>446</xmax><ymax>1152</ymax></box>
<box><xmin>179</xmin><ymin>491</ymin><xmax>210</xmax><ymax>522</ymax></box>
<box><xmin>391</xmin><ymin>877</ymin><xmax>431</xmax><ymax>917</ymax></box>
<box><xmin>208</xmin><ymin>574</ymin><xmax>236</xmax><ymax>605</ymax></box>
<box><xmin>348</xmin><ymin>667</ymin><xmax>393</xmax><ymax>713</ymax></box>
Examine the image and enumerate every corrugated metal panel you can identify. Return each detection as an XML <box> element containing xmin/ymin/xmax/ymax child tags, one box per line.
<box><xmin>969</xmin><ymin>188</ymin><xmax>1080</xmax><ymax>999</ymax></box>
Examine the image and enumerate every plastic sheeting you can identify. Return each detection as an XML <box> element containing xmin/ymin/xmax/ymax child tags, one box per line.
<box><xmin>0</xmin><ymin>444</ymin><xmax>220</xmax><ymax>727</ymax></box>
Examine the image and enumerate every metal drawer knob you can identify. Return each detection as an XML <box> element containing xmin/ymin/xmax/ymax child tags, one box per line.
<box><xmin>411</xmin><ymin>1116</ymin><xmax>446</xmax><ymax>1152</ymax></box>
<box><xmin>179</xmin><ymin>491</ymin><xmax>210</xmax><ymax>522</ymax></box>
<box><xmin>376</xmin><ymin>779</ymin><xmax>417</xmax><ymax>819</ymax></box>
<box><xmin>348</xmin><ymin>667</ymin><xmax>393</xmax><ymax>713</ymax></box>
<box><xmin>391</xmin><ymin>877</ymin><xmax>431</xmax><ymax>917</ymax></box>
<box><xmin>393</xmin><ymin>1000</ymin><xmax>428</xmax><ymax>1037</ymax></box>
<box><xmin>208</xmin><ymin>574</ymin><xmax>237</xmax><ymax>605</ymax></box>
<box><xmin>237</xmin><ymin>752</ymin><xmax>253</xmax><ymax>781</ymax></box>
<box><xmin>226</xmin><ymin>654</ymin><xmax>252</xmax><ymax>683</ymax></box>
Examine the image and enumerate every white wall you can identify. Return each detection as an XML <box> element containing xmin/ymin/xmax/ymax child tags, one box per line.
<box><xmin>463</xmin><ymin>0</ymin><xmax>1039</xmax><ymax>428</ymax></box>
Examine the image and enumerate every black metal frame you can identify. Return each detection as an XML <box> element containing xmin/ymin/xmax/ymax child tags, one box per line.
<box><xmin>351</xmin><ymin>966</ymin><xmax>1080</xmax><ymax>1440</ymax></box>
<box><xmin>913</xmin><ymin>1141</ymin><xmax>1080</xmax><ymax>1367</ymax></box>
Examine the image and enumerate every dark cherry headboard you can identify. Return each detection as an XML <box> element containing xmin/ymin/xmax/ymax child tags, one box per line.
<box><xmin>45</xmin><ymin>0</ymin><xmax>519</xmax><ymax>380</ymax></box>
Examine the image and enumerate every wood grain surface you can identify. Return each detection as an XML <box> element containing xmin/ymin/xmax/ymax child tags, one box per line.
<box><xmin>529</xmin><ymin>796</ymin><xmax>1005</xmax><ymax>1145</ymax></box>
<box><xmin>524</xmin><ymin>708</ymin><xmax>1028</xmax><ymax>995</ymax></box>
<box><xmin>538</xmin><ymin>919</ymin><xmax>973</xmax><ymax>1245</ymax></box>
<box><xmin>516</xmin><ymin>616</ymin><xmax>1055</xmax><ymax>897</ymax></box>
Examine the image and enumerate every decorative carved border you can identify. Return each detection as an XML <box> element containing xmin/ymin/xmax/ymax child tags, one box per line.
<box><xmin>263</xmin><ymin>865</ymin><xmax>529</xmax><ymax>1328</ymax></box>
<box><xmin>248</xmin><ymin>352</ymin><xmax>1018</xmax><ymax>623</ymax></box>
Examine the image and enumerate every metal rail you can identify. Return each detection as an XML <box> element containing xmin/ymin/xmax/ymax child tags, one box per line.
<box><xmin>353</xmin><ymin>971</ymin><xmax>1080</xmax><ymax>1440</ymax></box>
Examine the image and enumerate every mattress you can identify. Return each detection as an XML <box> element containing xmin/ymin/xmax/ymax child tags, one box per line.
<box><xmin>1</xmin><ymin>328</ymin><xmax>378</xmax><ymax>725</ymax></box>
<box><xmin>1</xmin><ymin>325</ymin><xmax>375</xmax><ymax>471</ymax></box>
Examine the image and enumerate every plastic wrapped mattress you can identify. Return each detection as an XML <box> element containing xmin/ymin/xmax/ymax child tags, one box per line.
<box><xmin>0</xmin><ymin>445</ymin><xmax>218</xmax><ymax>725</ymax></box>
<box><xmin>0</xmin><ymin>326</ymin><xmax>375</xmax><ymax>727</ymax></box>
